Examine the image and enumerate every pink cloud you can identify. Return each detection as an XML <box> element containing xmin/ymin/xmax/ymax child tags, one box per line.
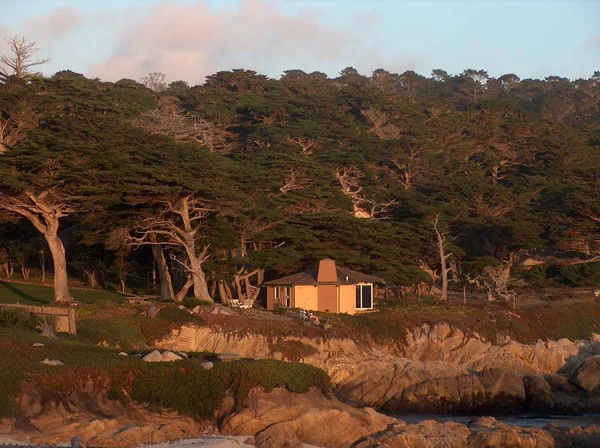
<box><xmin>23</xmin><ymin>6</ymin><xmax>83</xmax><ymax>41</ymax></box>
<box><xmin>87</xmin><ymin>0</ymin><xmax>414</xmax><ymax>84</ymax></box>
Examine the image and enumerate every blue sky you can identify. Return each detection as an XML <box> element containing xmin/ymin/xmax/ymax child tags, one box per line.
<box><xmin>0</xmin><ymin>0</ymin><xmax>598</xmax><ymax>84</ymax></box>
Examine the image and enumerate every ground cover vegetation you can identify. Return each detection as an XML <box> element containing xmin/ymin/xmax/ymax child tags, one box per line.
<box><xmin>0</xmin><ymin>37</ymin><xmax>599</xmax><ymax>309</ymax></box>
<box><xmin>0</xmin><ymin>306</ymin><xmax>331</xmax><ymax>419</ymax></box>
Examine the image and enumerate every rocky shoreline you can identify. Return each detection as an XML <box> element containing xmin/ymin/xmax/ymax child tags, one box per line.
<box><xmin>4</xmin><ymin>385</ymin><xmax>599</xmax><ymax>447</ymax></box>
<box><xmin>156</xmin><ymin>323</ymin><xmax>600</xmax><ymax>415</ymax></box>
<box><xmin>3</xmin><ymin>322</ymin><xmax>600</xmax><ymax>447</ymax></box>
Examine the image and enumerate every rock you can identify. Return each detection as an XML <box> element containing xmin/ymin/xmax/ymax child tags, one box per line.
<box><xmin>155</xmin><ymin>323</ymin><xmax>600</xmax><ymax>414</ymax></box>
<box><xmin>140</xmin><ymin>350</ymin><xmax>184</xmax><ymax>363</ymax></box>
<box><xmin>547</xmin><ymin>374</ymin><xmax>574</xmax><ymax>393</ymax></box>
<box><xmin>200</xmin><ymin>361</ymin><xmax>214</xmax><ymax>370</ymax></box>
<box><xmin>161</xmin><ymin>351</ymin><xmax>183</xmax><ymax>362</ymax></box>
<box><xmin>210</xmin><ymin>304</ymin><xmax>233</xmax><ymax>315</ymax></box>
<box><xmin>222</xmin><ymin>387</ymin><xmax>395</xmax><ymax>447</ymax></box>
<box><xmin>524</xmin><ymin>376</ymin><xmax>553</xmax><ymax>412</ymax></box>
<box><xmin>354</xmin><ymin>420</ymin><xmax>471</xmax><ymax>448</ymax></box>
<box><xmin>218</xmin><ymin>353</ymin><xmax>241</xmax><ymax>362</ymax></box>
<box><xmin>178</xmin><ymin>351</ymin><xmax>189</xmax><ymax>358</ymax></box>
<box><xmin>358</xmin><ymin>417</ymin><xmax>556</xmax><ymax>448</ymax></box>
<box><xmin>142</xmin><ymin>350</ymin><xmax>164</xmax><ymax>362</ymax></box>
<box><xmin>40</xmin><ymin>359</ymin><xmax>63</xmax><ymax>366</ymax></box>
<box><xmin>145</xmin><ymin>305</ymin><xmax>158</xmax><ymax>318</ymax></box>
<box><xmin>468</xmin><ymin>419</ymin><xmax>554</xmax><ymax>448</ymax></box>
<box><xmin>32</xmin><ymin>342</ymin><xmax>45</xmax><ymax>347</ymax></box>
<box><xmin>192</xmin><ymin>305</ymin><xmax>202</xmax><ymax>314</ymax></box>
<box><xmin>575</xmin><ymin>355</ymin><xmax>600</xmax><ymax>392</ymax></box>
<box><xmin>118</xmin><ymin>352</ymin><xmax>128</xmax><ymax>356</ymax></box>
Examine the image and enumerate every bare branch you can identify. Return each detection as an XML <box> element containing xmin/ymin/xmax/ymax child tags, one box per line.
<box><xmin>287</xmin><ymin>136</ymin><xmax>319</xmax><ymax>155</ymax></box>
<box><xmin>0</xmin><ymin>36</ymin><xmax>50</xmax><ymax>80</ymax></box>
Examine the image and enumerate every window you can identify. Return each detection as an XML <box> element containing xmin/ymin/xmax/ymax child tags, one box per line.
<box><xmin>275</xmin><ymin>286</ymin><xmax>292</xmax><ymax>307</ymax></box>
<box><xmin>355</xmin><ymin>284</ymin><xmax>373</xmax><ymax>309</ymax></box>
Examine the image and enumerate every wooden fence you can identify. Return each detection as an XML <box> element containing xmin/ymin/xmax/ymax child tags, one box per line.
<box><xmin>1</xmin><ymin>304</ymin><xmax>76</xmax><ymax>334</ymax></box>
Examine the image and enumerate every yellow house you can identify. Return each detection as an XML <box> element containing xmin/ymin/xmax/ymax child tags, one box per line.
<box><xmin>264</xmin><ymin>259</ymin><xmax>385</xmax><ymax>315</ymax></box>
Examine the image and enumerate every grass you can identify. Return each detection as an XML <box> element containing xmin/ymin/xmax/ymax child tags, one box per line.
<box><xmin>326</xmin><ymin>300</ymin><xmax>600</xmax><ymax>346</ymax></box>
<box><xmin>0</xmin><ymin>281</ymin><xmax>125</xmax><ymax>305</ymax></box>
<box><xmin>0</xmin><ymin>325</ymin><xmax>331</xmax><ymax>420</ymax></box>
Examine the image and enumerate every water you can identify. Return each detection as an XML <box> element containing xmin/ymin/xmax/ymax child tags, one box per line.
<box><xmin>393</xmin><ymin>413</ymin><xmax>600</xmax><ymax>428</ymax></box>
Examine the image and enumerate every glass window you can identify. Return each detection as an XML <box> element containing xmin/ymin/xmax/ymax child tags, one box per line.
<box><xmin>355</xmin><ymin>284</ymin><xmax>373</xmax><ymax>309</ymax></box>
<box><xmin>361</xmin><ymin>285</ymin><xmax>372</xmax><ymax>308</ymax></box>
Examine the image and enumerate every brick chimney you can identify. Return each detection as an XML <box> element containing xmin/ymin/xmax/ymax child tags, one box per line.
<box><xmin>317</xmin><ymin>258</ymin><xmax>337</xmax><ymax>283</ymax></box>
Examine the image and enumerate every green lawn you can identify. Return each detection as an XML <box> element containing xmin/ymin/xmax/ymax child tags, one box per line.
<box><xmin>0</xmin><ymin>281</ymin><xmax>124</xmax><ymax>305</ymax></box>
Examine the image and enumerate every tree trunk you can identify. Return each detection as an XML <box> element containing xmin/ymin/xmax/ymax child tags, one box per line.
<box><xmin>45</xmin><ymin>227</ymin><xmax>71</xmax><ymax>302</ymax></box>
<box><xmin>85</xmin><ymin>270</ymin><xmax>99</xmax><ymax>289</ymax></box>
<box><xmin>150</xmin><ymin>234</ymin><xmax>174</xmax><ymax>301</ymax></box>
<box><xmin>432</xmin><ymin>215</ymin><xmax>451</xmax><ymax>302</ymax></box>
<box><xmin>174</xmin><ymin>277</ymin><xmax>194</xmax><ymax>302</ymax></box>
<box><xmin>188</xmin><ymin>254</ymin><xmax>212</xmax><ymax>302</ymax></box>
<box><xmin>39</xmin><ymin>247</ymin><xmax>46</xmax><ymax>283</ymax></box>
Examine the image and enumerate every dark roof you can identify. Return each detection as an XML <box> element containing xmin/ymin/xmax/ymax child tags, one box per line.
<box><xmin>264</xmin><ymin>266</ymin><xmax>385</xmax><ymax>286</ymax></box>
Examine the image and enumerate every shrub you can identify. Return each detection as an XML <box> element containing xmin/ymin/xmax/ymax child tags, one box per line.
<box><xmin>78</xmin><ymin>318</ymin><xmax>147</xmax><ymax>351</ymax></box>
<box><xmin>270</xmin><ymin>340</ymin><xmax>319</xmax><ymax>362</ymax></box>
<box><xmin>159</xmin><ymin>306</ymin><xmax>205</xmax><ymax>325</ymax></box>
<box><xmin>0</xmin><ymin>366</ymin><xmax>20</xmax><ymax>417</ymax></box>
<box><xmin>124</xmin><ymin>358</ymin><xmax>331</xmax><ymax>419</ymax></box>
<box><xmin>0</xmin><ymin>307</ymin><xmax>39</xmax><ymax>330</ymax></box>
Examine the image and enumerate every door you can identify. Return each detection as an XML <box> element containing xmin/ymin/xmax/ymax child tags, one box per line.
<box><xmin>318</xmin><ymin>285</ymin><xmax>338</xmax><ymax>313</ymax></box>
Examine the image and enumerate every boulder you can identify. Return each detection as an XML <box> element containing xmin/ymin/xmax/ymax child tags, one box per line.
<box><xmin>201</xmin><ymin>362</ymin><xmax>214</xmax><ymax>370</ymax></box>
<box><xmin>142</xmin><ymin>350</ymin><xmax>164</xmax><ymax>362</ymax></box>
<box><xmin>524</xmin><ymin>376</ymin><xmax>553</xmax><ymax>412</ymax></box>
<box><xmin>118</xmin><ymin>352</ymin><xmax>128</xmax><ymax>357</ymax></box>
<box><xmin>210</xmin><ymin>304</ymin><xmax>234</xmax><ymax>315</ymax></box>
<box><xmin>468</xmin><ymin>417</ymin><xmax>554</xmax><ymax>448</ymax></box>
<box><xmin>222</xmin><ymin>387</ymin><xmax>395</xmax><ymax>447</ymax></box>
<box><xmin>40</xmin><ymin>359</ymin><xmax>63</xmax><ymax>366</ymax></box>
<box><xmin>575</xmin><ymin>355</ymin><xmax>600</xmax><ymax>393</ymax></box>
<box><xmin>32</xmin><ymin>343</ymin><xmax>45</xmax><ymax>347</ymax></box>
<box><xmin>161</xmin><ymin>351</ymin><xmax>183</xmax><ymax>362</ymax></box>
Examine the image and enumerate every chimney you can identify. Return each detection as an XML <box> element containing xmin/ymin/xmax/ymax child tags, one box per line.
<box><xmin>317</xmin><ymin>258</ymin><xmax>337</xmax><ymax>283</ymax></box>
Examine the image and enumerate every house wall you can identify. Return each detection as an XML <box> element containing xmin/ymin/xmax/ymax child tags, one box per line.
<box><xmin>317</xmin><ymin>284</ymin><xmax>338</xmax><ymax>313</ymax></box>
<box><xmin>293</xmin><ymin>285</ymin><xmax>318</xmax><ymax>311</ymax></box>
<box><xmin>339</xmin><ymin>284</ymin><xmax>357</xmax><ymax>315</ymax></box>
<box><xmin>266</xmin><ymin>286</ymin><xmax>276</xmax><ymax>310</ymax></box>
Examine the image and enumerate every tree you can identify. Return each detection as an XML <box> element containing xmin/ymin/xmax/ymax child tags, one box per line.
<box><xmin>0</xmin><ymin>36</ymin><xmax>50</xmax><ymax>81</ymax></box>
<box><xmin>460</xmin><ymin>69</ymin><xmax>489</xmax><ymax>102</ymax></box>
<box><xmin>498</xmin><ymin>74</ymin><xmax>521</xmax><ymax>92</ymax></box>
<box><xmin>431</xmin><ymin>69</ymin><xmax>449</xmax><ymax>82</ymax></box>
<box><xmin>141</xmin><ymin>72</ymin><xmax>167</xmax><ymax>92</ymax></box>
<box><xmin>127</xmin><ymin>196</ymin><xmax>214</xmax><ymax>302</ymax></box>
<box><xmin>0</xmin><ymin>94</ymin><xmax>42</xmax><ymax>153</ymax></box>
<box><xmin>431</xmin><ymin>215</ymin><xmax>452</xmax><ymax>301</ymax></box>
<box><xmin>0</xmin><ymin>191</ymin><xmax>73</xmax><ymax>301</ymax></box>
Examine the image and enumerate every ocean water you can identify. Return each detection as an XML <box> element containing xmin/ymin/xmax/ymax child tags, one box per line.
<box><xmin>393</xmin><ymin>413</ymin><xmax>600</xmax><ymax>428</ymax></box>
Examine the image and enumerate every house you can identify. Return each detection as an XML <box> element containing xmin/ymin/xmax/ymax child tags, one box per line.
<box><xmin>264</xmin><ymin>258</ymin><xmax>385</xmax><ymax>314</ymax></box>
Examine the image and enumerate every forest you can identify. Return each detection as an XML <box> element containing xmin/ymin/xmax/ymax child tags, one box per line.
<box><xmin>1</xmin><ymin>37</ymin><xmax>599</xmax><ymax>306</ymax></box>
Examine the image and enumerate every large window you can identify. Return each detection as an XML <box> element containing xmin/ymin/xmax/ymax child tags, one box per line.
<box><xmin>355</xmin><ymin>284</ymin><xmax>373</xmax><ymax>309</ymax></box>
<box><xmin>275</xmin><ymin>286</ymin><xmax>292</xmax><ymax>307</ymax></box>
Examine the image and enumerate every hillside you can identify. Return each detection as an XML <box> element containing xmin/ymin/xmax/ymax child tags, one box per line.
<box><xmin>1</xmin><ymin>68</ymin><xmax>599</xmax><ymax>303</ymax></box>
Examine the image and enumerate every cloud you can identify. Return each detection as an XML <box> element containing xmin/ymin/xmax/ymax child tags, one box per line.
<box><xmin>582</xmin><ymin>34</ymin><xmax>600</xmax><ymax>50</ymax></box>
<box><xmin>22</xmin><ymin>6</ymin><xmax>83</xmax><ymax>42</ymax></box>
<box><xmin>87</xmin><ymin>0</ymin><xmax>414</xmax><ymax>84</ymax></box>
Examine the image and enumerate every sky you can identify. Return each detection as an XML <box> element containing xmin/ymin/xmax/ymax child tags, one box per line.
<box><xmin>0</xmin><ymin>0</ymin><xmax>598</xmax><ymax>85</ymax></box>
